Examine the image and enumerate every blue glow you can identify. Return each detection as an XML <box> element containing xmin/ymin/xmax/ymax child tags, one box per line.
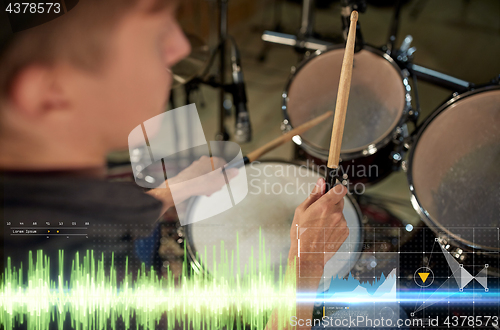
<box><xmin>295</xmin><ymin>289</ymin><xmax>499</xmax><ymax>304</ymax></box>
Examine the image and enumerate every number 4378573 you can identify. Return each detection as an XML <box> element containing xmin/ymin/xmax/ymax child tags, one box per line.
<box><xmin>444</xmin><ymin>315</ymin><xmax>498</xmax><ymax>328</ymax></box>
<box><xmin>6</xmin><ymin>3</ymin><xmax>61</xmax><ymax>14</ymax></box>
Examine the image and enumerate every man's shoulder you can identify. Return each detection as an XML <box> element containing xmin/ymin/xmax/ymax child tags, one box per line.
<box><xmin>1</xmin><ymin>171</ymin><xmax>163</xmax><ymax>224</ymax></box>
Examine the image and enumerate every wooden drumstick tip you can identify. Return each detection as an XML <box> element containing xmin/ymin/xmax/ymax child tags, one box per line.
<box><xmin>350</xmin><ymin>10</ymin><xmax>358</xmax><ymax>22</ymax></box>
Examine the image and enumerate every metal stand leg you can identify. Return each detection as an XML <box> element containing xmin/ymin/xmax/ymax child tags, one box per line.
<box><xmin>386</xmin><ymin>0</ymin><xmax>402</xmax><ymax>54</ymax></box>
<box><xmin>299</xmin><ymin>0</ymin><xmax>315</xmax><ymax>39</ymax></box>
<box><xmin>216</xmin><ymin>0</ymin><xmax>230</xmax><ymax>141</ymax></box>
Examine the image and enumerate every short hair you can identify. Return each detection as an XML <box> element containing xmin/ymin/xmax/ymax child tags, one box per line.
<box><xmin>0</xmin><ymin>0</ymin><xmax>173</xmax><ymax>103</ymax></box>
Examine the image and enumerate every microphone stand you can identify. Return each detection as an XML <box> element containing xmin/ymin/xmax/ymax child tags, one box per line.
<box><xmin>216</xmin><ymin>0</ymin><xmax>230</xmax><ymax>141</ymax></box>
<box><xmin>183</xmin><ymin>0</ymin><xmax>251</xmax><ymax>143</ymax></box>
<box><xmin>385</xmin><ymin>0</ymin><xmax>402</xmax><ymax>56</ymax></box>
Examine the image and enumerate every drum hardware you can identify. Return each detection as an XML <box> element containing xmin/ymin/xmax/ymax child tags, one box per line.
<box><xmin>387</xmin><ymin>35</ymin><xmax>423</xmax><ymax>130</ymax></box>
<box><xmin>280</xmin><ymin>119</ymin><xmax>293</xmax><ymax>134</ymax></box>
<box><xmin>399</xmin><ymin>67</ymin><xmax>416</xmax><ymax>129</ymax></box>
<box><xmin>261</xmin><ymin>31</ymin><xmax>333</xmax><ymax>53</ymax></box>
<box><xmin>437</xmin><ymin>237</ymin><xmax>467</xmax><ymax>262</ymax></box>
<box><xmin>407</xmin><ymin>63</ymin><xmax>472</xmax><ymax>93</ymax></box>
<box><xmin>157</xmin><ymin>220</ymin><xmax>187</xmax><ymax>280</ymax></box>
<box><xmin>255</xmin><ymin>0</ymin><xmax>285</xmax><ymax>62</ymax></box>
<box><xmin>390</xmin><ymin>118</ymin><xmax>410</xmax><ymax>170</ymax></box>
<box><xmin>382</xmin><ymin>1</ymin><xmax>472</xmax><ymax>94</ymax></box>
<box><xmin>391</xmin><ymin>34</ymin><xmax>473</xmax><ymax>94</ymax></box>
<box><xmin>298</xmin><ymin>0</ymin><xmax>315</xmax><ymax>41</ymax></box>
<box><xmin>394</xmin><ymin>35</ymin><xmax>416</xmax><ymax>63</ymax></box>
<box><xmin>407</xmin><ymin>76</ymin><xmax>420</xmax><ymax>126</ymax></box>
<box><xmin>388</xmin><ymin>35</ymin><xmax>417</xmax><ymax>62</ymax></box>
<box><xmin>382</xmin><ymin>0</ymin><xmax>474</xmax><ymax>98</ymax></box>
<box><xmin>385</xmin><ymin>0</ymin><xmax>403</xmax><ymax>55</ymax></box>
<box><xmin>261</xmin><ymin>0</ymin><xmax>364</xmax><ymax>56</ymax></box>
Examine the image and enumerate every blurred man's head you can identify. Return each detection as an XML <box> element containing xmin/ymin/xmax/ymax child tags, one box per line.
<box><xmin>0</xmin><ymin>0</ymin><xmax>190</xmax><ymax>170</ymax></box>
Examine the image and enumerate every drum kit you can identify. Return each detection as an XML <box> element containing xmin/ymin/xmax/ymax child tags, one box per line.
<box><xmin>158</xmin><ymin>0</ymin><xmax>500</xmax><ymax>311</ymax></box>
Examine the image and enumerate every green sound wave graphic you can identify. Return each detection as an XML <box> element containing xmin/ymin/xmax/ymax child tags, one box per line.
<box><xmin>0</xmin><ymin>232</ymin><xmax>296</xmax><ymax>330</ymax></box>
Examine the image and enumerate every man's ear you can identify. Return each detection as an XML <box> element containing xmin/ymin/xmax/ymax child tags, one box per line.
<box><xmin>9</xmin><ymin>65</ymin><xmax>68</xmax><ymax>119</ymax></box>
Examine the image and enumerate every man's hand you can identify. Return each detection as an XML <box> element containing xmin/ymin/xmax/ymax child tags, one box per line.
<box><xmin>266</xmin><ymin>178</ymin><xmax>349</xmax><ymax>330</ymax></box>
<box><xmin>147</xmin><ymin>156</ymin><xmax>239</xmax><ymax>216</ymax></box>
<box><xmin>281</xmin><ymin>177</ymin><xmax>349</xmax><ymax>330</ymax></box>
<box><xmin>289</xmin><ymin>177</ymin><xmax>349</xmax><ymax>271</ymax></box>
<box><xmin>168</xmin><ymin>156</ymin><xmax>239</xmax><ymax>197</ymax></box>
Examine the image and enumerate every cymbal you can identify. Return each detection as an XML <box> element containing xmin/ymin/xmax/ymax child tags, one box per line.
<box><xmin>171</xmin><ymin>34</ymin><xmax>210</xmax><ymax>88</ymax></box>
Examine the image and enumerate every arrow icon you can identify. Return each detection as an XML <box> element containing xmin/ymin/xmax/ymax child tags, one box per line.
<box><xmin>418</xmin><ymin>273</ymin><xmax>430</xmax><ymax>283</ymax></box>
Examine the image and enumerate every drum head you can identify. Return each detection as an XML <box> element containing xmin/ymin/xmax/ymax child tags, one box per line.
<box><xmin>285</xmin><ymin>48</ymin><xmax>406</xmax><ymax>155</ymax></box>
<box><xmin>409</xmin><ymin>88</ymin><xmax>500</xmax><ymax>251</ymax></box>
<box><xmin>185</xmin><ymin>162</ymin><xmax>363</xmax><ymax>282</ymax></box>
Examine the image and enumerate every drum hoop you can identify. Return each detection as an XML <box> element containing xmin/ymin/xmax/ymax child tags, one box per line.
<box><xmin>407</xmin><ymin>85</ymin><xmax>500</xmax><ymax>253</ymax></box>
<box><xmin>282</xmin><ymin>45</ymin><xmax>412</xmax><ymax>160</ymax></box>
<box><xmin>183</xmin><ymin>160</ymin><xmax>365</xmax><ymax>274</ymax></box>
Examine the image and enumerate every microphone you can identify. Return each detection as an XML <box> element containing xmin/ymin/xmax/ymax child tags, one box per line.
<box><xmin>229</xmin><ymin>37</ymin><xmax>252</xmax><ymax>143</ymax></box>
<box><xmin>235</xmin><ymin>101</ymin><xmax>251</xmax><ymax>143</ymax></box>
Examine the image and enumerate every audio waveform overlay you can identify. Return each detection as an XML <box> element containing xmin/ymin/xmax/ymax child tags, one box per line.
<box><xmin>318</xmin><ymin>269</ymin><xmax>397</xmax><ymax>303</ymax></box>
<box><xmin>0</xmin><ymin>235</ymin><xmax>296</xmax><ymax>330</ymax></box>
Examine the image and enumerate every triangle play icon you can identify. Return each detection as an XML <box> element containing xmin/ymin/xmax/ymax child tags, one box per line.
<box><xmin>418</xmin><ymin>272</ymin><xmax>430</xmax><ymax>283</ymax></box>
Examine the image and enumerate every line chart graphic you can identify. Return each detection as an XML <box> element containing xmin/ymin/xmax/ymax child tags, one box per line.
<box><xmin>439</xmin><ymin>244</ymin><xmax>488</xmax><ymax>291</ymax></box>
<box><xmin>320</xmin><ymin>269</ymin><xmax>397</xmax><ymax>303</ymax></box>
<box><xmin>412</xmin><ymin>240</ymin><xmax>490</xmax><ymax>314</ymax></box>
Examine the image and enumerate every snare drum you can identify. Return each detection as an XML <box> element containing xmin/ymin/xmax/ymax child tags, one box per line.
<box><xmin>184</xmin><ymin>161</ymin><xmax>363</xmax><ymax>285</ymax></box>
<box><xmin>282</xmin><ymin>46</ymin><xmax>412</xmax><ymax>186</ymax></box>
<box><xmin>408</xmin><ymin>86</ymin><xmax>500</xmax><ymax>261</ymax></box>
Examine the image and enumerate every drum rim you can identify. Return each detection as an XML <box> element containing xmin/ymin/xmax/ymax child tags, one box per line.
<box><xmin>183</xmin><ymin>160</ymin><xmax>365</xmax><ymax>274</ymax></box>
<box><xmin>407</xmin><ymin>85</ymin><xmax>500</xmax><ymax>253</ymax></box>
<box><xmin>281</xmin><ymin>45</ymin><xmax>412</xmax><ymax>160</ymax></box>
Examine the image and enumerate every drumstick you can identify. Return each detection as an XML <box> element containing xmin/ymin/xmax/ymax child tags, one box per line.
<box><xmin>226</xmin><ymin>111</ymin><xmax>333</xmax><ymax>169</ymax></box>
<box><xmin>325</xmin><ymin>10</ymin><xmax>358</xmax><ymax>192</ymax></box>
<box><xmin>247</xmin><ymin>111</ymin><xmax>333</xmax><ymax>163</ymax></box>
